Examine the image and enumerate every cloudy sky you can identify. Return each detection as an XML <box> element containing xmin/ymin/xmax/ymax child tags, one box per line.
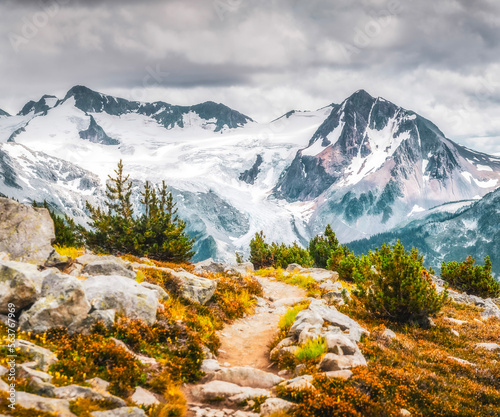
<box><xmin>2</xmin><ymin>0</ymin><xmax>500</xmax><ymax>153</ymax></box>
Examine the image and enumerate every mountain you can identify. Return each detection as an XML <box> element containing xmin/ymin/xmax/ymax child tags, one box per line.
<box><xmin>0</xmin><ymin>86</ymin><xmax>499</xmax><ymax>265</ymax></box>
<box><xmin>276</xmin><ymin>90</ymin><xmax>500</xmax><ymax>240</ymax></box>
<box><xmin>348</xmin><ymin>187</ymin><xmax>500</xmax><ymax>276</ymax></box>
<box><xmin>0</xmin><ymin>108</ymin><xmax>10</xmax><ymax>117</ymax></box>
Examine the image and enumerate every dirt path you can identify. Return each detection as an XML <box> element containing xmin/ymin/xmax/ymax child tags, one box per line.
<box><xmin>216</xmin><ymin>276</ymin><xmax>307</xmax><ymax>372</ymax></box>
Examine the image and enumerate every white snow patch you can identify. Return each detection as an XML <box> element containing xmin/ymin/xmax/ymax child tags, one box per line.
<box><xmin>476</xmin><ymin>164</ymin><xmax>493</xmax><ymax>172</ymax></box>
<box><xmin>407</xmin><ymin>204</ymin><xmax>425</xmax><ymax>217</ymax></box>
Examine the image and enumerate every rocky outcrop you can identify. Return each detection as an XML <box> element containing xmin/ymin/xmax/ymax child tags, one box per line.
<box><xmin>16</xmin><ymin>391</ymin><xmax>76</xmax><ymax>417</ymax></box>
<box><xmin>19</xmin><ymin>271</ymin><xmax>91</xmax><ymax>333</ymax></box>
<box><xmin>192</xmin><ymin>380</ymin><xmax>270</xmax><ymax>403</ymax></box>
<box><xmin>83</xmin><ymin>275</ymin><xmax>159</xmax><ymax>325</ymax></box>
<box><xmin>167</xmin><ymin>268</ymin><xmax>217</xmax><ymax>304</ymax></box>
<box><xmin>0</xmin><ymin>197</ymin><xmax>55</xmax><ymax>264</ymax></box>
<box><xmin>68</xmin><ymin>309</ymin><xmax>116</xmax><ymax>335</ymax></box>
<box><xmin>207</xmin><ymin>366</ymin><xmax>284</xmax><ymax>389</ymax></box>
<box><xmin>82</xmin><ymin>257</ymin><xmax>136</xmax><ymax>279</ymax></box>
<box><xmin>17</xmin><ymin>340</ymin><xmax>58</xmax><ymax>371</ymax></box>
<box><xmin>0</xmin><ymin>259</ymin><xmax>44</xmax><ymax>313</ymax></box>
<box><xmin>260</xmin><ymin>398</ymin><xmax>297</xmax><ymax>416</ymax></box>
<box><xmin>91</xmin><ymin>407</ymin><xmax>146</xmax><ymax>417</ymax></box>
<box><xmin>54</xmin><ymin>384</ymin><xmax>126</xmax><ymax>407</ymax></box>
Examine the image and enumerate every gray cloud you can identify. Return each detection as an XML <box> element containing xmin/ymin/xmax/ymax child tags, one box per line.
<box><xmin>1</xmin><ymin>0</ymin><xmax>500</xmax><ymax>152</ymax></box>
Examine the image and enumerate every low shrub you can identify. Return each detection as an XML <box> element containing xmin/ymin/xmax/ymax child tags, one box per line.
<box><xmin>441</xmin><ymin>256</ymin><xmax>500</xmax><ymax>298</ymax></box>
<box><xmin>353</xmin><ymin>241</ymin><xmax>447</xmax><ymax>324</ymax></box>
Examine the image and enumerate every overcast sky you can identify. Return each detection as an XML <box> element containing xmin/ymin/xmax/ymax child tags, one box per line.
<box><xmin>1</xmin><ymin>0</ymin><xmax>500</xmax><ymax>153</ymax></box>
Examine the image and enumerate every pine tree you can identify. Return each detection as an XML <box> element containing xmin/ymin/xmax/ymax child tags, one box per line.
<box><xmin>308</xmin><ymin>224</ymin><xmax>341</xmax><ymax>268</ymax></box>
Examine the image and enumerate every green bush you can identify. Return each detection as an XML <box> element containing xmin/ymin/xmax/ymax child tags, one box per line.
<box><xmin>441</xmin><ymin>256</ymin><xmax>500</xmax><ymax>298</ymax></box>
<box><xmin>308</xmin><ymin>224</ymin><xmax>340</xmax><ymax>268</ymax></box>
<box><xmin>353</xmin><ymin>241</ymin><xmax>447</xmax><ymax>324</ymax></box>
<box><xmin>249</xmin><ymin>231</ymin><xmax>312</xmax><ymax>269</ymax></box>
<box><xmin>83</xmin><ymin>160</ymin><xmax>194</xmax><ymax>262</ymax></box>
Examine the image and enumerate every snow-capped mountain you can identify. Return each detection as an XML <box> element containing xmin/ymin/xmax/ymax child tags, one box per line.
<box><xmin>0</xmin><ymin>86</ymin><xmax>499</xmax><ymax>264</ymax></box>
<box><xmin>348</xmin><ymin>187</ymin><xmax>500</xmax><ymax>276</ymax></box>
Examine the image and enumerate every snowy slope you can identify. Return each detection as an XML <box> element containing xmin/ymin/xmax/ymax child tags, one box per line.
<box><xmin>1</xmin><ymin>86</ymin><xmax>499</xmax><ymax>262</ymax></box>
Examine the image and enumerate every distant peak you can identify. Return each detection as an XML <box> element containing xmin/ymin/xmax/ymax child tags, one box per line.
<box><xmin>64</xmin><ymin>85</ymin><xmax>100</xmax><ymax>100</ymax></box>
<box><xmin>347</xmin><ymin>89</ymin><xmax>375</xmax><ymax>102</ymax></box>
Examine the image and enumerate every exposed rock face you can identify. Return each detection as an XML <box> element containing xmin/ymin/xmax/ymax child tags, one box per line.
<box><xmin>208</xmin><ymin>366</ymin><xmax>284</xmax><ymax>389</ymax></box>
<box><xmin>16</xmin><ymin>391</ymin><xmax>76</xmax><ymax>417</ymax></box>
<box><xmin>130</xmin><ymin>387</ymin><xmax>160</xmax><ymax>407</ymax></box>
<box><xmin>140</xmin><ymin>282</ymin><xmax>169</xmax><ymax>301</ymax></box>
<box><xmin>193</xmin><ymin>259</ymin><xmax>226</xmax><ymax>274</ymax></box>
<box><xmin>83</xmin><ymin>275</ymin><xmax>158</xmax><ymax>325</ymax></box>
<box><xmin>90</xmin><ymin>407</ymin><xmax>146</xmax><ymax>417</ymax></box>
<box><xmin>192</xmin><ymin>380</ymin><xmax>270</xmax><ymax>403</ymax></box>
<box><xmin>68</xmin><ymin>309</ymin><xmax>116</xmax><ymax>335</ymax></box>
<box><xmin>167</xmin><ymin>268</ymin><xmax>217</xmax><ymax>304</ymax></box>
<box><xmin>17</xmin><ymin>339</ymin><xmax>58</xmax><ymax>371</ymax></box>
<box><xmin>82</xmin><ymin>258</ymin><xmax>136</xmax><ymax>279</ymax></box>
<box><xmin>19</xmin><ymin>272</ymin><xmax>91</xmax><ymax>333</ymax></box>
<box><xmin>318</xmin><ymin>352</ymin><xmax>367</xmax><ymax>372</ymax></box>
<box><xmin>0</xmin><ymin>259</ymin><xmax>44</xmax><ymax>313</ymax></box>
<box><xmin>260</xmin><ymin>398</ymin><xmax>297</xmax><ymax>416</ymax></box>
<box><xmin>0</xmin><ymin>197</ymin><xmax>55</xmax><ymax>264</ymax></box>
<box><xmin>54</xmin><ymin>384</ymin><xmax>126</xmax><ymax>407</ymax></box>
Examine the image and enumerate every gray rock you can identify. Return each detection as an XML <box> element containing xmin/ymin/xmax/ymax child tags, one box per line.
<box><xmin>192</xmin><ymin>380</ymin><xmax>270</xmax><ymax>402</ymax></box>
<box><xmin>481</xmin><ymin>306</ymin><xmax>500</xmax><ymax>320</ymax></box>
<box><xmin>68</xmin><ymin>309</ymin><xmax>116</xmax><ymax>335</ymax></box>
<box><xmin>301</xmin><ymin>268</ymin><xmax>339</xmax><ymax>282</ymax></box>
<box><xmin>324</xmin><ymin>370</ymin><xmax>353</xmax><ymax>380</ymax></box>
<box><xmin>75</xmin><ymin>254</ymin><xmax>101</xmax><ymax>265</ymax></box>
<box><xmin>140</xmin><ymin>281</ymin><xmax>169</xmax><ymax>301</ymax></box>
<box><xmin>0</xmin><ymin>259</ymin><xmax>44</xmax><ymax>313</ymax></box>
<box><xmin>45</xmin><ymin>251</ymin><xmax>72</xmax><ymax>269</ymax></box>
<box><xmin>475</xmin><ymin>342</ymin><xmax>500</xmax><ymax>351</ymax></box>
<box><xmin>322</xmin><ymin>291</ymin><xmax>345</xmax><ymax>303</ymax></box>
<box><xmin>0</xmin><ymin>365</ymin><xmax>7</xmax><ymax>376</ymax></box>
<box><xmin>286</xmin><ymin>263</ymin><xmax>303</xmax><ymax>273</ymax></box>
<box><xmin>167</xmin><ymin>268</ymin><xmax>217</xmax><ymax>305</ymax></box>
<box><xmin>309</xmin><ymin>300</ymin><xmax>367</xmax><ymax>336</ymax></box>
<box><xmin>201</xmin><ymin>359</ymin><xmax>221</xmax><ymax>374</ymax></box>
<box><xmin>324</xmin><ymin>332</ymin><xmax>358</xmax><ymax>355</ymax></box>
<box><xmin>130</xmin><ymin>386</ymin><xmax>160</xmax><ymax>406</ymax></box>
<box><xmin>298</xmin><ymin>324</ymin><xmax>323</xmax><ymax>345</ymax></box>
<box><xmin>27</xmin><ymin>376</ymin><xmax>56</xmax><ymax>397</ymax></box>
<box><xmin>399</xmin><ymin>409</ymin><xmax>412</xmax><ymax>416</ymax></box>
<box><xmin>288</xmin><ymin>309</ymin><xmax>324</xmax><ymax>338</ymax></box>
<box><xmin>16</xmin><ymin>340</ymin><xmax>58</xmax><ymax>371</ymax></box>
<box><xmin>279</xmin><ymin>375</ymin><xmax>314</xmax><ymax>390</ymax></box>
<box><xmin>17</xmin><ymin>363</ymin><xmax>53</xmax><ymax>382</ymax></box>
<box><xmin>19</xmin><ymin>272</ymin><xmax>91</xmax><ymax>333</ymax></box>
<box><xmin>110</xmin><ymin>338</ymin><xmax>159</xmax><ymax>367</ymax></box>
<box><xmin>208</xmin><ymin>366</ymin><xmax>283</xmax><ymax>389</ymax></box>
<box><xmin>193</xmin><ymin>258</ymin><xmax>226</xmax><ymax>274</ymax></box>
<box><xmin>91</xmin><ymin>407</ymin><xmax>146</xmax><ymax>417</ymax></box>
<box><xmin>318</xmin><ymin>352</ymin><xmax>367</xmax><ymax>371</ymax></box>
<box><xmin>0</xmin><ymin>197</ymin><xmax>55</xmax><ymax>265</ymax></box>
<box><xmin>83</xmin><ymin>275</ymin><xmax>158</xmax><ymax>325</ymax></box>
<box><xmin>260</xmin><ymin>398</ymin><xmax>297</xmax><ymax>416</ymax></box>
<box><xmin>83</xmin><ymin>258</ymin><xmax>136</xmax><ymax>279</ymax></box>
<box><xmin>0</xmin><ymin>378</ymin><xmax>9</xmax><ymax>392</ymax></box>
<box><xmin>55</xmin><ymin>384</ymin><xmax>126</xmax><ymax>407</ymax></box>
<box><xmin>379</xmin><ymin>328</ymin><xmax>397</xmax><ymax>341</ymax></box>
<box><xmin>319</xmin><ymin>280</ymin><xmax>343</xmax><ymax>292</ymax></box>
<box><xmin>16</xmin><ymin>391</ymin><xmax>76</xmax><ymax>417</ymax></box>
<box><xmin>86</xmin><ymin>377</ymin><xmax>110</xmax><ymax>392</ymax></box>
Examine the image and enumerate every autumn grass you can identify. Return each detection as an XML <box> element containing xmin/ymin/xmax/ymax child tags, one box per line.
<box><xmin>53</xmin><ymin>244</ymin><xmax>84</xmax><ymax>258</ymax></box>
<box><xmin>278</xmin><ymin>302</ymin><xmax>310</xmax><ymax>333</ymax></box>
<box><xmin>255</xmin><ymin>267</ymin><xmax>324</xmax><ymax>297</ymax></box>
<box><xmin>276</xmin><ymin>300</ymin><xmax>500</xmax><ymax>416</ymax></box>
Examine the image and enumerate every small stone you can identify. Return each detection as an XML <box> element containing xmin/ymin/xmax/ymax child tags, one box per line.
<box><xmin>130</xmin><ymin>386</ymin><xmax>160</xmax><ymax>406</ymax></box>
<box><xmin>399</xmin><ymin>409</ymin><xmax>412</xmax><ymax>416</ymax></box>
<box><xmin>475</xmin><ymin>342</ymin><xmax>500</xmax><ymax>351</ymax></box>
<box><xmin>450</xmin><ymin>329</ymin><xmax>459</xmax><ymax>337</ymax></box>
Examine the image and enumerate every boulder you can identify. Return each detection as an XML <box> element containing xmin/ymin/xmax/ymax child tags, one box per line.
<box><xmin>200</xmin><ymin>359</ymin><xmax>221</xmax><ymax>374</ymax></box>
<box><xmin>302</xmin><ymin>268</ymin><xmax>339</xmax><ymax>282</ymax></box>
<box><xmin>110</xmin><ymin>338</ymin><xmax>159</xmax><ymax>367</ymax></box>
<box><xmin>16</xmin><ymin>391</ymin><xmax>76</xmax><ymax>417</ymax></box>
<box><xmin>193</xmin><ymin>258</ymin><xmax>226</xmax><ymax>274</ymax></box>
<box><xmin>91</xmin><ymin>407</ymin><xmax>146</xmax><ymax>417</ymax></box>
<box><xmin>324</xmin><ymin>370</ymin><xmax>353</xmax><ymax>380</ymax></box>
<box><xmin>83</xmin><ymin>258</ymin><xmax>136</xmax><ymax>279</ymax></box>
<box><xmin>298</xmin><ymin>324</ymin><xmax>323</xmax><ymax>345</ymax></box>
<box><xmin>208</xmin><ymin>366</ymin><xmax>284</xmax><ymax>389</ymax></box>
<box><xmin>17</xmin><ymin>364</ymin><xmax>53</xmax><ymax>382</ymax></box>
<box><xmin>17</xmin><ymin>340</ymin><xmax>58</xmax><ymax>371</ymax></box>
<box><xmin>481</xmin><ymin>306</ymin><xmax>500</xmax><ymax>320</ymax></box>
<box><xmin>286</xmin><ymin>263</ymin><xmax>303</xmax><ymax>273</ymax></box>
<box><xmin>288</xmin><ymin>309</ymin><xmax>324</xmax><ymax>338</ymax></box>
<box><xmin>45</xmin><ymin>251</ymin><xmax>72</xmax><ymax>269</ymax></box>
<box><xmin>55</xmin><ymin>384</ymin><xmax>126</xmax><ymax>407</ymax></box>
<box><xmin>279</xmin><ymin>375</ymin><xmax>314</xmax><ymax>391</ymax></box>
<box><xmin>27</xmin><ymin>376</ymin><xmax>56</xmax><ymax>397</ymax></box>
<box><xmin>191</xmin><ymin>380</ymin><xmax>270</xmax><ymax>402</ymax></box>
<box><xmin>0</xmin><ymin>197</ymin><xmax>55</xmax><ymax>264</ymax></box>
<box><xmin>324</xmin><ymin>332</ymin><xmax>358</xmax><ymax>355</ymax></box>
<box><xmin>319</xmin><ymin>280</ymin><xmax>343</xmax><ymax>292</ymax></box>
<box><xmin>475</xmin><ymin>342</ymin><xmax>500</xmax><ymax>351</ymax></box>
<box><xmin>379</xmin><ymin>328</ymin><xmax>397</xmax><ymax>341</ymax></box>
<box><xmin>19</xmin><ymin>272</ymin><xmax>91</xmax><ymax>333</ymax></box>
<box><xmin>83</xmin><ymin>275</ymin><xmax>158</xmax><ymax>325</ymax></box>
<box><xmin>130</xmin><ymin>386</ymin><xmax>160</xmax><ymax>406</ymax></box>
<box><xmin>140</xmin><ymin>282</ymin><xmax>169</xmax><ymax>301</ymax></box>
<box><xmin>86</xmin><ymin>377</ymin><xmax>110</xmax><ymax>392</ymax></box>
<box><xmin>309</xmin><ymin>301</ymin><xmax>367</xmax><ymax>338</ymax></box>
<box><xmin>167</xmin><ymin>268</ymin><xmax>217</xmax><ymax>305</ymax></box>
<box><xmin>68</xmin><ymin>309</ymin><xmax>116</xmax><ymax>335</ymax></box>
<box><xmin>260</xmin><ymin>398</ymin><xmax>297</xmax><ymax>416</ymax></box>
<box><xmin>318</xmin><ymin>352</ymin><xmax>367</xmax><ymax>372</ymax></box>
<box><xmin>0</xmin><ymin>259</ymin><xmax>44</xmax><ymax>313</ymax></box>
